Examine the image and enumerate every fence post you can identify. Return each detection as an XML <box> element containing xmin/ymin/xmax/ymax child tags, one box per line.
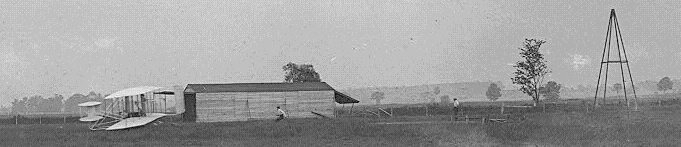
<box><xmin>390</xmin><ymin>108</ymin><xmax>394</xmax><ymax>118</ymax></box>
<box><xmin>543</xmin><ymin>103</ymin><xmax>546</xmax><ymax>113</ymax></box>
<box><xmin>15</xmin><ymin>115</ymin><xmax>17</xmax><ymax>125</ymax></box>
<box><xmin>585</xmin><ymin>103</ymin><xmax>589</xmax><ymax>113</ymax></box>
<box><xmin>425</xmin><ymin>104</ymin><xmax>428</xmax><ymax>117</ymax></box>
<box><xmin>40</xmin><ymin>116</ymin><xmax>42</xmax><ymax>124</ymax></box>
<box><xmin>501</xmin><ymin>102</ymin><xmax>505</xmax><ymax>115</ymax></box>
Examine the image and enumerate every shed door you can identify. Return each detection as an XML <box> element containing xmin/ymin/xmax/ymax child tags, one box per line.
<box><xmin>183</xmin><ymin>93</ymin><xmax>196</xmax><ymax>122</ymax></box>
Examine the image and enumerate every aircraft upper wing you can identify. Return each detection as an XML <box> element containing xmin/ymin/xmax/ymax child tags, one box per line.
<box><xmin>105</xmin><ymin>86</ymin><xmax>164</xmax><ymax>99</ymax></box>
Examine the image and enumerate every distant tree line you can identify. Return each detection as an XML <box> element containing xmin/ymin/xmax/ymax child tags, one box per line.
<box><xmin>10</xmin><ymin>91</ymin><xmax>106</xmax><ymax>115</ymax></box>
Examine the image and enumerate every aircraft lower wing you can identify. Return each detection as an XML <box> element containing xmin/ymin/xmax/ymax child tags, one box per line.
<box><xmin>105</xmin><ymin>113</ymin><xmax>168</xmax><ymax>131</ymax></box>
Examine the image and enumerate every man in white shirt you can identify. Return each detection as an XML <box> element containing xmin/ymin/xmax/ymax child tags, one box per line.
<box><xmin>452</xmin><ymin>98</ymin><xmax>460</xmax><ymax>115</ymax></box>
<box><xmin>276</xmin><ymin>106</ymin><xmax>287</xmax><ymax>122</ymax></box>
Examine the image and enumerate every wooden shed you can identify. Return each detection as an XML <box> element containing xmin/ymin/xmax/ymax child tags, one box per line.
<box><xmin>182</xmin><ymin>82</ymin><xmax>359</xmax><ymax>122</ymax></box>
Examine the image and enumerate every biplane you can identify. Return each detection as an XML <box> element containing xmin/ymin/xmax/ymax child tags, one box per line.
<box><xmin>89</xmin><ymin>86</ymin><xmax>183</xmax><ymax>131</ymax></box>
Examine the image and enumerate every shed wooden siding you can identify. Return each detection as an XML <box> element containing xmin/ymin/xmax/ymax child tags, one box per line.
<box><xmin>193</xmin><ymin>90</ymin><xmax>334</xmax><ymax>122</ymax></box>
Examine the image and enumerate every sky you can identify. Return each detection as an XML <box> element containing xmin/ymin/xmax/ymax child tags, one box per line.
<box><xmin>1</xmin><ymin>0</ymin><xmax>680</xmax><ymax>106</ymax></box>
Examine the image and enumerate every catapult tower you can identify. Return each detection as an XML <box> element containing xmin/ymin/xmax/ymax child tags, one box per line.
<box><xmin>593</xmin><ymin>9</ymin><xmax>638</xmax><ymax>110</ymax></box>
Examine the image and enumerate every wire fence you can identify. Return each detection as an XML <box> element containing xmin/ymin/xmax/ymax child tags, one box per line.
<box><xmin>335</xmin><ymin>98</ymin><xmax>681</xmax><ymax>119</ymax></box>
<box><xmin>0</xmin><ymin>112</ymin><xmax>83</xmax><ymax>125</ymax></box>
<box><xmin>0</xmin><ymin>111</ymin><xmax>185</xmax><ymax>125</ymax></box>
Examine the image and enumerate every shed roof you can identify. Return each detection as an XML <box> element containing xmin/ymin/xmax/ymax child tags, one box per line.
<box><xmin>185</xmin><ymin>82</ymin><xmax>334</xmax><ymax>93</ymax></box>
<box><xmin>334</xmin><ymin>91</ymin><xmax>359</xmax><ymax>104</ymax></box>
<box><xmin>184</xmin><ymin>82</ymin><xmax>358</xmax><ymax>104</ymax></box>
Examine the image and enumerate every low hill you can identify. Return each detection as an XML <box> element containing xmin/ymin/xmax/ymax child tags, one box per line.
<box><xmin>337</xmin><ymin>81</ymin><xmax>519</xmax><ymax>105</ymax></box>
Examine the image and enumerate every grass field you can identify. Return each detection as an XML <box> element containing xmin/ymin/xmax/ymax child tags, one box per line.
<box><xmin>2</xmin><ymin>99</ymin><xmax>681</xmax><ymax>146</ymax></box>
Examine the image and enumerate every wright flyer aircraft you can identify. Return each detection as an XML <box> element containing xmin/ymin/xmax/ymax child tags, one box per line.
<box><xmin>88</xmin><ymin>86</ymin><xmax>184</xmax><ymax>131</ymax></box>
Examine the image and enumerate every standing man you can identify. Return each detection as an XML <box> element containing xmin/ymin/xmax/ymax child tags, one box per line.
<box><xmin>276</xmin><ymin>106</ymin><xmax>287</xmax><ymax>122</ymax></box>
<box><xmin>452</xmin><ymin>98</ymin><xmax>460</xmax><ymax>115</ymax></box>
<box><xmin>140</xmin><ymin>94</ymin><xmax>147</xmax><ymax>116</ymax></box>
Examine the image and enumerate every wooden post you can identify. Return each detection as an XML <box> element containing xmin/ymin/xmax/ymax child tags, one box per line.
<box><xmin>246</xmin><ymin>99</ymin><xmax>251</xmax><ymax>119</ymax></box>
<box><xmin>501</xmin><ymin>102</ymin><xmax>505</xmax><ymax>115</ymax></box>
<box><xmin>15</xmin><ymin>115</ymin><xmax>17</xmax><ymax>125</ymax></box>
<box><xmin>425</xmin><ymin>104</ymin><xmax>428</xmax><ymax>117</ymax></box>
<box><xmin>460</xmin><ymin>107</ymin><xmax>463</xmax><ymax>116</ymax></box>
<box><xmin>390</xmin><ymin>108</ymin><xmax>394</xmax><ymax>118</ymax></box>
<box><xmin>350</xmin><ymin>103</ymin><xmax>354</xmax><ymax>116</ymax></box>
<box><xmin>284</xmin><ymin>96</ymin><xmax>287</xmax><ymax>112</ymax></box>
<box><xmin>341</xmin><ymin>104</ymin><xmax>345</xmax><ymax>117</ymax></box>
<box><xmin>543</xmin><ymin>103</ymin><xmax>546</xmax><ymax>113</ymax></box>
<box><xmin>39</xmin><ymin>116</ymin><xmax>42</xmax><ymax>124</ymax></box>
<box><xmin>63</xmin><ymin>115</ymin><xmax>66</xmax><ymax>124</ymax></box>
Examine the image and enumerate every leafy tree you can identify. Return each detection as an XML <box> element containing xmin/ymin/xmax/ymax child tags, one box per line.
<box><xmin>657</xmin><ymin>77</ymin><xmax>673</xmax><ymax>93</ymax></box>
<box><xmin>511</xmin><ymin>38</ymin><xmax>550</xmax><ymax>106</ymax></box>
<box><xmin>486</xmin><ymin>83</ymin><xmax>502</xmax><ymax>101</ymax></box>
<box><xmin>370</xmin><ymin>91</ymin><xmax>385</xmax><ymax>105</ymax></box>
<box><xmin>25</xmin><ymin>95</ymin><xmax>43</xmax><ymax>113</ymax></box>
<box><xmin>433</xmin><ymin>86</ymin><xmax>441</xmax><ymax>95</ymax></box>
<box><xmin>440</xmin><ymin>95</ymin><xmax>450</xmax><ymax>103</ymax></box>
<box><xmin>64</xmin><ymin>93</ymin><xmax>88</xmax><ymax>113</ymax></box>
<box><xmin>10</xmin><ymin>94</ymin><xmax>64</xmax><ymax>114</ymax></box>
<box><xmin>0</xmin><ymin>105</ymin><xmax>9</xmax><ymax>114</ymax></box>
<box><xmin>87</xmin><ymin>91</ymin><xmax>98</xmax><ymax>99</ymax></box>
<box><xmin>10</xmin><ymin>97</ymin><xmax>28</xmax><ymax>114</ymax></box>
<box><xmin>612</xmin><ymin>83</ymin><xmax>623</xmax><ymax>95</ymax></box>
<box><xmin>37</xmin><ymin>94</ymin><xmax>63</xmax><ymax>112</ymax></box>
<box><xmin>282</xmin><ymin>62</ymin><xmax>321</xmax><ymax>82</ymax></box>
<box><xmin>539</xmin><ymin>81</ymin><xmax>561</xmax><ymax>100</ymax></box>
<box><xmin>51</xmin><ymin>94</ymin><xmax>65</xmax><ymax>111</ymax></box>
